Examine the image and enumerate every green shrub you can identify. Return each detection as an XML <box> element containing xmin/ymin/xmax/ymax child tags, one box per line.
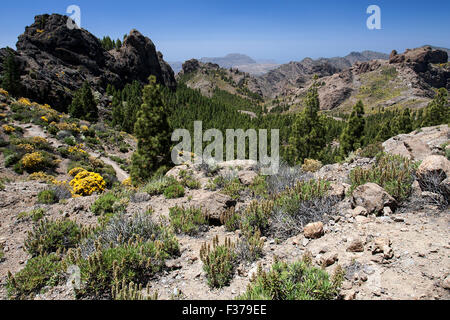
<box><xmin>64</xmin><ymin>136</ymin><xmax>77</xmax><ymax>146</ymax></box>
<box><xmin>64</xmin><ymin>238</ymin><xmax>175</xmax><ymax>299</ymax></box>
<box><xmin>90</xmin><ymin>192</ymin><xmax>124</xmax><ymax>216</ymax></box>
<box><xmin>249</xmin><ymin>175</ymin><xmax>268</xmax><ymax>198</ymax></box>
<box><xmin>220</xmin><ymin>207</ymin><xmax>241</xmax><ymax>232</ymax></box>
<box><xmin>269</xmin><ymin>179</ymin><xmax>338</xmax><ymax>240</ymax></box>
<box><xmin>37</xmin><ymin>189</ymin><xmax>58</xmax><ymax>204</ymax></box>
<box><xmin>18</xmin><ymin>208</ymin><xmax>45</xmax><ymax>222</ymax></box>
<box><xmin>350</xmin><ymin>153</ymin><xmax>418</xmax><ymax>201</ymax></box>
<box><xmin>79</xmin><ymin>212</ymin><xmax>180</xmax><ymax>259</ymax></box>
<box><xmin>7</xmin><ymin>254</ymin><xmax>62</xmax><ymax>300</ymax></box>
<box><xmin>25</xmin><ymin>219</ymin><xmax>82</xmax><ymax>256</ymax></box>
<box><xmin>169</xmin><ymin>206</ymin><xmax>209</xmax><ymax>235</ymax></box>
<box><xmin>143</xmin><ymin>176</ymin><xmax>174</xmax><ymax>196</ymax></box>
<box><xmin>238</xmin><ymin>258</ymin><xmax>343</xmax><ymax>300</ymax></box>
<box><xmin>240</xmin><ymin>200</ymin><xmax>274</xmax><ymax>236</ymax></box>
<box><xmin>359</xmin><ymin>142</ymin><xmax>383</xmax><ymax>158</ymax></box>
<box><xmin>235</xmin><ymin>229</ymin><xmax>264</xmax><ymax>263</ymax></box>
<box><xmin>222</xmin><ymin>177</ymin><xmax>244</xmax><ymax>200</ymax></box>
<box><xmin>178</xmin><ymin>169</ymin><xmax>201</xmax><ymax>189</ymax></box>
<box><xmin>163</xmin><ymin>183</ymin><xmax>185</xmax><ymax>199</ymax></box>
<box><xmin>200</xmin><ymin>236</ymin><xmax>237</xmax><ymax>288</ymax></box>
<box><xmin>112</xmin><ymin>280</ymin><xmax>158</xmax><ymax>300</ymax></box>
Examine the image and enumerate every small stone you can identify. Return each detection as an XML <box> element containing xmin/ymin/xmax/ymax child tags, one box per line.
<box><xmin>343</xmin><ymin>290</ymin><xmax>356</xmax><ymax>300</ymax></box>
<box><xmin>383</xmin><ymin>207</ymin><xmax>392</xmax><ymax>216</ymax></box>
<box><xmin>441</xmin><ymin>275</ymin><xmax>450</xmax><ymax>290</ymax></box>
<box><xmin>352</xmin><ymin>206</ymin><xmax>368</xmax><ymax>217</ymax></box>
<box><xmin>320</xmin><ymin>253</ymin><xmax>338</xmax><ymax>267</ymax></box>
<box><xmin>372</xmin><ymin>237</ymin><xmax>391</xmax><ymax>254</ymax></box>
<box><xmin>341</xmin><ymin>281</ymin><xmax>353</xmax><ymax>290</ymax></box>
<box><xmin>302</xmin><ymin>238</ymin><xmax>310</xmax><ymax>247</ymax></box>
<box><xmin>304</xmin><ymin>222</ymin><xmax>324</xmax><ymax>239</ymax></box>
<box><xmin>393</xmin><ymin>216</ymin><xmax>405</xmax><ymax>223</ymax></box>
<box><xmin>347</xmin><ymin>239</ymin><xmax>365</xmax><ymax>252</ymax></box>
<box><xmin>360</xmin><ymin>274</ymin><xmax>368</xmax><ymax>282</ymax></box>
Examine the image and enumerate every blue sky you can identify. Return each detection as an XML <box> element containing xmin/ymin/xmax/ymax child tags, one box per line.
<box><xmin>1</xmin><ymin>0</ymin><xmax>449</xmax><ymax>63</ymax></box>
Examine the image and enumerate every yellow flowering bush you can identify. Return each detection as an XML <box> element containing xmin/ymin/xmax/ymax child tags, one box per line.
<box><xmin>0</xmin><ymin>88</ymin><xmax>9</xmax><ymax>96</ymax></box>
<box><xmin>57</xmin><ymin>122</ymin><xmax>80</xmax><ymax>133</ymax></box>
<box><xmin>18</xmin><ymin>98</ymin><xmax>32</xmax><ymax>106</ymax></box>
<box><xmin>31</xmin><ymin>136</ymin><xmax>48</xmax><ymax>145</ymax></box>
<box><xmin>28</xmin><ymin>172</ymin><xmax>57</xmax><ymax>184</ymax></box>
<box><xmin>2</xmin><ymin>124</ymin><xmax>15</xmax><ymax>134</ymax></box>
<box><xmin>17</xmin><ymin>143</ymin><xmax>35</xmax><ymax>153</ymax></box>
<box><xmin>70</xmin><ymin>171</ymin><xmax>106</xmax><ymax>196</ymax></box>
<box><xmin>68</xmin><ymin>167</ymin><xmax>87</xmax><ymax>177</ymax></box>
<box><xmin>41</xmin><ymin>116</ymin><xmax>48</xmax><ymax>122</ymax></box>
<box><xmin>122</xmin><ymin>177</ymin><xmax>132</xmax><ymax>187</ymax></box>
<box><xmin>21</xmin><ymin>152</ymin><xmax>44</xmax><ymax>170</ymax></box>
<box><xmin>68</xmin><ymin>144</ymin><xmax>87</xmax><ymax>155</ymax></box>
<box><xmin>0</xmin><ymin>113</ymin><xmax>7</xmax><ymax>119</ymax></box>
<box><xmin>80</xmin><ymin>125</ymin><xmax>89</xmax><ymax>132</ymax></box>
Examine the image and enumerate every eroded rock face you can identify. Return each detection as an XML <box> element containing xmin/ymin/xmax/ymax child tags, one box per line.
<box><xmin>389</xmin><ymin>46</ymin><xmax>449</xmax><ymax>89</ymax></box>
<box><xmin>382</xmin><ymin>125</ymin><xmax>449</xmax><ymax>161</ymax></box>
<box><xmin>0</xmin><ymin>14</ymin><xmax>176</xmax><ymax>111</ymax></box>
<box><xmin>351</xmin><ymin>183</ymin><xmax>396</xmax><ymax>215</ymax></box>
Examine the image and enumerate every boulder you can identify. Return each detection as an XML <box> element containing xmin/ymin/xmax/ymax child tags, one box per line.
<box><xmin>346</xmin><ymin>238</ymin><xmax>365</xmax><ymax>253</ymax></box>
<box><xmin>238</xmin><ymin>171</ymin><xmax>258</xmax><ymax>186</ymax></box>
<box><xmin>417</xmin><ymin>155</ymin><xmax>450</xmax><ymax>184</ymax></box>
<box><xmin>351</xmin><ymin>183</ymin><xmax>396</xmax><ymax>215</ymax></box>
<box><xmin>189</xmin><ymin>191</ymin><xmax>236</xmax><ymax>222</ymax></box>
<box><xmin>303</xmin><ymin>222</ymin><xmax>324</xmax><ymax>239</ymax></box>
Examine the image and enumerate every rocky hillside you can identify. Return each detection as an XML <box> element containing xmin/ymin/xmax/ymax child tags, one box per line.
<box><xmin>0</xmin><ymin>87</ymin><xmax>449</xmax><ymax>300</ymax></box>
<box><xmin>177</xmin><ymin>59</ymin><xmax>262</xmax><ymax>101</ymax></box>
<box><xmin>0</xmin><ymin>14</ymin><xmax>176</xmax><ymax>111</ymax></box>
<box><xmin>270</xmin><ymin>46</ymin><xmax>449</xmax><ymax>112</ymax></box>
<box><xmin>252</xmin><ymin>50</ymin><xmax>389</xmax><ymax>99</ymax></box>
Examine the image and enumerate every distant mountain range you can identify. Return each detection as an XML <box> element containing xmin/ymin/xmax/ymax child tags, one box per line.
<box><xmin>169</xmin><ymin>51</ymin><xmax>390</xmax><ymax>76</ymax></box>
<box><xmin>169</xmin><ymin>53</ymin><xmax>279</xmax><ymax>75</ymax></box>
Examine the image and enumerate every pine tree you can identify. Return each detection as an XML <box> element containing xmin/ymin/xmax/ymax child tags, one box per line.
<box><xmin>393</xmin><ymin>108</ymin><xmax>413</xmax><ymax>134</ymax></box>
<box><xmin>131</xmin><ymin>75</ymin><xmax>172</xmax><ymax>184</ymax></box>
<box><xmin>69</xmin><ymin>82</ymin><xmax>98</xmax><ymax>122</ymax></box>
<box><xmin>286</xmin><ymin>78</ymin><xmax>326</xmax><ymax>164</ymax></box>
<box><xmin>340</xmin><ymin>100</ymin><xmax>365</xmax><ymax>156</ymax></box>
<box><xmin>375</xmin><ymin>120</ymin><xmax>392</xmax><ymax>142</ymax></box>
<box><xmin>421</xmin><ymin>88</ymin><xmax>449</xmax><ymax>127</ymax></box>
<box><xmin>1</xmin><ymin>50</ymin><xmax>22</xmax><ymax>97</ymax></box>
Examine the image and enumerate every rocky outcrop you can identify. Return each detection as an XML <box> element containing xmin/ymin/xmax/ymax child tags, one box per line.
<box><xmin>382</xmin><ymin>125</ymin><xmax>449</xmax><ymax>161</ymax></box>
<box><xmin>0</xmin><ymin>14</ymin><xmax>176</xmax><ymax>111</ymax></box>
<box><xmin>389</xmin><ymin>46</ymin><xmax>449</xmax><ymax>90</ymax></box>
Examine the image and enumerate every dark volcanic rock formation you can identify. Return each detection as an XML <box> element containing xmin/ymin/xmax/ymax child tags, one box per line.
<box><xmin>0</xmin><ymin>14</ymin><xmax>176</xmax><ymax>111</ymax></box>
<box><xmin>389</xmin><ymin>46</ymin><xmax>449</xmax><ymax>90</ymax></box>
